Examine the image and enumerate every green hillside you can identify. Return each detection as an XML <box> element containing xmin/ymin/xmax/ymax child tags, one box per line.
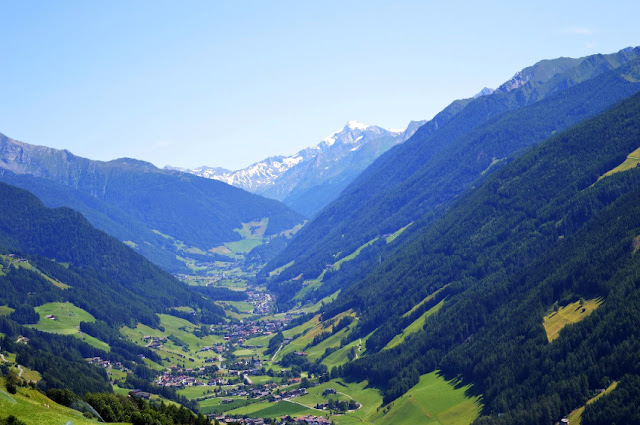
<box><xmin>0</xmin><ymin>380</ymin><xmax>103</xmax><ymax>425</ymax></box>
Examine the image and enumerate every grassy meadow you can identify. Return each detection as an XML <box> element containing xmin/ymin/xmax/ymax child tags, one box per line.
<box><xmin>30</xmin><ymin>302</ymin><xmax>110</xmax><ymax>352</ymax></box>
<box><xmin>543</xmin><ymin>298</ymin><xmax>603</xmax><ymax>342</ymax></box>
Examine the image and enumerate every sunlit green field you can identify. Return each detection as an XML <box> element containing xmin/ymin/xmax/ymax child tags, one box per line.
<box><xmin>30</xmin><ymin>302</ymin><xmax>110</xmax><ymax>351</ymax></box>
<box><xmin>366</xmin><ymin>372</ymin><xmax>481</xmax><ymax>425</ymax></box>
<box><xmin>227</xmin><ymin>400</ymin><xmax>318</xmax><ymax>419</ymax></box>
<box><xmin>177</xmin><ymin>385</ymin><xmax>216</xmax><ymax>400</ymax></box>
<box><xmin>120</xmin><ymin>313</ymin><xmax>225</xmax><ymax>369</ymax></box>
<box><xmin>0</xmin><ymin>306</ymin><xmax>14</xmax><ymax>316</ymax></box>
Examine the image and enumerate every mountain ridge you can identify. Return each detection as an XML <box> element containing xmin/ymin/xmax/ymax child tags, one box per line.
<box><xmin>0</xmin><ymin>133</ymin><xmax>305</xmax><ymax>273</ymax></box>
<box><xmin>262</xmin><ymin>47</ymin><xmax>640</xmax><ymax>303</ymax></box>
<box><xmin>168</xmin><ymin>119</ymin><xmax>425</xmax><ymax>216</ymax></box>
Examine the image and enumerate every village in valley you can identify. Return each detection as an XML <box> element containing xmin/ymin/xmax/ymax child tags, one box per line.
<box><xmin>102</xmin><ymin>251</ymin><xmax>365</xmax><ymax>425</ymax></box>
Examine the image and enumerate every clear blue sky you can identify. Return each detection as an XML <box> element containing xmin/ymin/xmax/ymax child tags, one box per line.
<box><xmin>1</xmin><ymin>1</ymin><xmax>638</xmax><ymax>170</ymax></box>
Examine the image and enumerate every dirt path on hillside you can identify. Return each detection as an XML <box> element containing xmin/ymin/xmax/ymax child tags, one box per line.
<box><xmin>271</xmin><ymin>343</ymin><xmax>284</xmax><ymax>362</ymax></box>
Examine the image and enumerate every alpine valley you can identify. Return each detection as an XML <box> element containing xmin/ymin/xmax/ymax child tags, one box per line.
<box><xmin>1</xmin><ymin>46</ymin><xmax>640</xmax><ymax>425</ymax></box>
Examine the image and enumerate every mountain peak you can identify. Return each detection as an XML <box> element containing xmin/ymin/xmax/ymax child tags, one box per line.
<box><xmin>345</xmin><ymin>120</ymin><xmax>369</xmax><ymax>131</ymax></box>
<box><xmin>473</xmin><ymin>87</ymin><xmax>495</xmax><ymax>98</ymax></box>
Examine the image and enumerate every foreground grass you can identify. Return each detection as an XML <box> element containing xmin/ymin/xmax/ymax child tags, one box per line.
<box><xmin>0</xmin><ymin>379</ymin><xmax>103</xmax><ymax>425</ymax></box>
<box><xmin>543</xmin><ymin>298</ymin><xmax>603</xmax><ymax>342</ymax></box>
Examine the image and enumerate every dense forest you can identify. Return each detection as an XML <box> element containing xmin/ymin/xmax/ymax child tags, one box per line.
<box><xmin>323</xmin><ymin>86</ymin><xmax>640</xmax><ymax>423</ymax></box>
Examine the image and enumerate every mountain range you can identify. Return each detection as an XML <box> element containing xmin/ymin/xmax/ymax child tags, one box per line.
<box><xmin>168</xmin><ymin>120</ymin><xmax>426</xmax><ymax>217</ymax></box>
<box><xmin>0</xmin><ymin>135</ymin><xmax>305</xmax><ymax>273</ymax></box>
<box><xmin>263</xmin><ymin>46</ymin><xmax>640</xmax><ymax>308</ymax></box>
<box><xmin>3</xmin><ymin>46</ymin><xmax>640</xmax><ymax>425</ymax></box>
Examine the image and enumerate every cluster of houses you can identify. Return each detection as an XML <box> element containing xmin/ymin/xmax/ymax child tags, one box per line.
<box><xmin>205</xmin><ymin>414</ymin><xmax>331</xmax><ymax>425</ymax></box>
<box><xmin>143</xmin><ymin>335</ymin><xmax>167</xmax><ymax>349</ymax></box>
<box><xmin>6</xmin><ymin>254</ymin><xmax>28</xmax><ymax>264</ymax></box>
<box><xmin>85</xmin><ymin>356</ymin><xmax>131</xmax><ymax>376</ymax></box>
<box><xmin>245</xmin><ymin>291</ymin><xmax>273</xmax><ymax>315</ymax></box>
<box><xmin>286</xmin><ymin>416</ymin><xmax>331</xmax><ymax>425</ymax></box>
<box><xmin>212</xmin><ymin>381</ymin><xmax>308</xmax><ymax>402</ymax></box>
<box><xmin>215</xmin><ymin>309</ymin><xmax>306</xmax><ymax>342</ymax></box>
<box><xmin>272</xmin><ymin>387</ymin><xmax>308</xmax><ymax>401</ymax></box>
<box><xmin>206</xmin><ymin>415</ymin><xmax>266</xmax><ymax>425</ymax></box>
<box><xmin>219</xmin><ymin>321</ymin><xmax>279</xmax><ymax>341</ymax></box>
<box><xmin>199</xmin><ymin>343</ymin><xmax>226</xmax><ymax>354</ymax></box>
<box><xmin>226</xmin><ymin>357</ymin><xmax>263</xmax><ymax>374</ymax></box>
<box><xmin>156</xmin><ymin>365</ymin><xmax>226</xmax><ymax>388</ymax></box>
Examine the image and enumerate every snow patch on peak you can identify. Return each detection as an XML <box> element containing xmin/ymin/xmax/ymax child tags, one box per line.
<box><xmin>346</xmin><ymin>120</ymin><xmax>369</xmax><ymax>130</ymax></box>
<box><xmin>282</xmin><ymin>155</ymin><xmax>303</xmax><ymax>167</ymax></box>
<box><xmin>322</xmin><ymin>131</ymin><xmax>339</xmax><ymax>146</ymax></box>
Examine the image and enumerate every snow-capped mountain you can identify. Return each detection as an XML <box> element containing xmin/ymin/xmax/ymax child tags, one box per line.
<box><xmin>168</xmin><ymin>120</ymin><xmax>422</xmax><ymax>217</ymax></box>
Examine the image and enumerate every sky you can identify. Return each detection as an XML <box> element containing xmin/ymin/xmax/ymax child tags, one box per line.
<box><xmin>1</xmin><ymin>1</ymin><xmax>639</xmax><ymax>170</ymax></box>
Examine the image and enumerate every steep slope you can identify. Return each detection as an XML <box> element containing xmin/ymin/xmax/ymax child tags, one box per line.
<box><xmin>0</xmin><ymin>137</ymin><xmax>305</xmax><ymax>272</ymax></box>
<box><xmin>329</xmin><ymin>88</ymin><xmax>640</xmax><ymax>424</ymax></box>
<box><xmin>173</xmin><ymin>120</ymin><xmax>424</xmax><ymax>217</ymax></box>
<box><xmin>264</xmin><ymin>47</ymin><xmax>640</xmax><ymax>305</ymax></box>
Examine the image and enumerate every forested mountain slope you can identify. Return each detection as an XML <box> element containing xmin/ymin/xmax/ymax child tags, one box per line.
<box><xmin>0</xmin><ymin>182</ymin><xmax>231</xmax><ymax>398</ymax></box>
<box><xmin>0</xmin><ymin>138</ymin><xmax>305</xmax><ymax>272</ymax></box>
<box><xmin>327</xmin><ymin>88</ymin><xmax>640</xmax><ymax>424</ymax></box>
<box><xmin>263</xmin><ymin>47</ymin><xmax>640</xmax><ymax>307</ymax></box>
<box><xmin>0</xmin><ymin>182</ymin><xmax>225</xmax><ymax>328</ymax></box>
